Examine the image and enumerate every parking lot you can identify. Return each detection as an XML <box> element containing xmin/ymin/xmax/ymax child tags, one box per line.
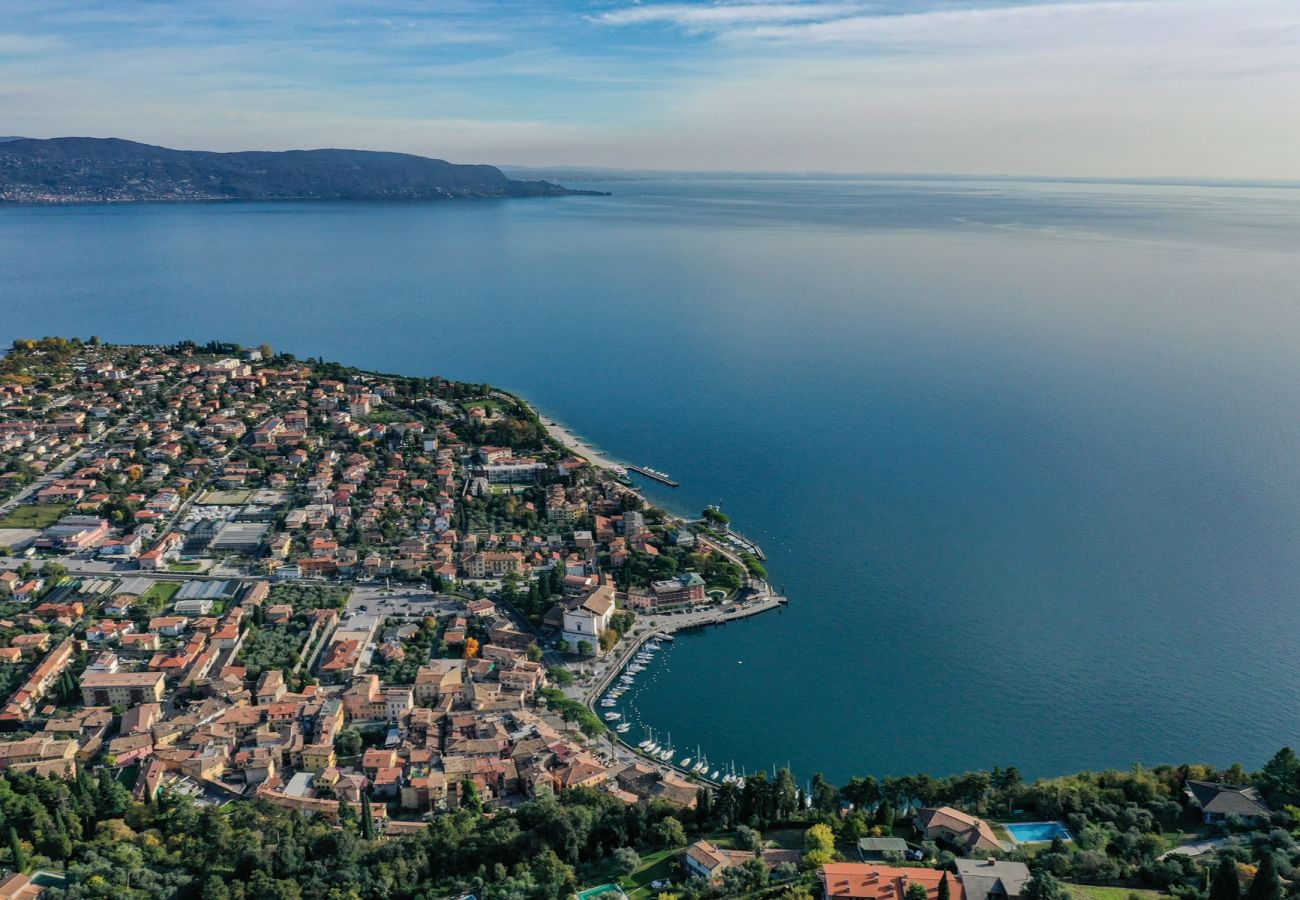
<box><xmin>344</xmin><ymin>585</ymin><xmax>460</xmax><ymax>620</ymax></box>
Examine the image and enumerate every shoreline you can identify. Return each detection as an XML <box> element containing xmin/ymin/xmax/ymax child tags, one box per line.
<box><xmin>532</xmin><ymin>404</ymin><xmax>628</xmax><ymax>473</ymax></box>
<box><xmin>522</xmin><ymin>396</ymin><xmax>791</xmax><ymax>781</ymax></box>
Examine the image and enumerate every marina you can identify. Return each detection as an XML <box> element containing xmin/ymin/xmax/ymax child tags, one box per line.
<box><xmin>580</xmin><ymin>590</ymin><xmax>787</xmax><ymax>785</ymax></box>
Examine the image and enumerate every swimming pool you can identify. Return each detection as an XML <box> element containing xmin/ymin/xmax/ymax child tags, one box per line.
<box><xmin>1005</xmin><ymin>821</ymin><xmax>1072</xmax><ymax>843</ymax></box>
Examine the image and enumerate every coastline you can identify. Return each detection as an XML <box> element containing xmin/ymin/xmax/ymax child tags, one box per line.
<box><xmin>521</xmin><ymin>397</ymin><xmax>791</xmax><ymax>783</ymax></box>
<box><xmin>531</xmin><ymin>404</ymin><xmax>628</xmax><ymax>473</ymax></box>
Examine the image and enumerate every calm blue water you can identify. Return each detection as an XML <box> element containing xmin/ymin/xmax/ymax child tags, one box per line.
<box><xmin>5</xmin><ymin>177</ymin><xmax>1300</xmax><ymax>783</ymax></box>
<box><xmin>1005</xmin><ymin>822</ymin><xmax>1072</xmax><ymax>844</ymax></box>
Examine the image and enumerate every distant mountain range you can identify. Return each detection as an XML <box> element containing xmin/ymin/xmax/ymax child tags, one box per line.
<box><xmin>0</xmin><ymin>137</ymin><xmax>604</xmax><ymax>203</ymax></box>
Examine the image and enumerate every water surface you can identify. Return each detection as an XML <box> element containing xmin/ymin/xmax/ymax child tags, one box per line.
<box><xmin>4</xmin><ymin>177</ymin><xmax>1300</xmax><ymax>782</ymax></box>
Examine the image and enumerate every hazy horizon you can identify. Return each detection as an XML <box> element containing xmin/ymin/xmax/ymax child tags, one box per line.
<box><xmin>3</xmin><ymin>0</ymin><xmax>1300</xmax><ymax>180</ymax></box>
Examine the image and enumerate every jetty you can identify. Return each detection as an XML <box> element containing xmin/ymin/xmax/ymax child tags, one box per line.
<box><xmin>626</xmin><ymin>464</ymin><xmax>679</xmax><ymax>487</ymax></box>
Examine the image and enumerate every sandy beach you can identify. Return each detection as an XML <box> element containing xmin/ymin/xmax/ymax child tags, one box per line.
<box><xmin>532</xmin><ymin>407</ymin><xmax>625</xmax><ymax>471</ymax></box>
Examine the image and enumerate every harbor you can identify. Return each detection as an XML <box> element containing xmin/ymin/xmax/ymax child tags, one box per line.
<box><xmin>577</xmin><ymin>583</ymin><xmax>787</xmax><ymax>786</ymax></box>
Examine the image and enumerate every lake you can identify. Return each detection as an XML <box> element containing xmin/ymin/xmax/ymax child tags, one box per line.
<box><xmin>4</xmin><ymin>176</ymin><xmax>1300</xmax><ymax>783</ymax></box>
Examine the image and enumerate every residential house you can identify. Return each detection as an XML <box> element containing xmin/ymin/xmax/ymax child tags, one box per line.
<box><xmin>1184</xmin><ymin>781</ymin><xmax>1273</xmax><ymax>827</ymax></box>
<box><xmin>914</xmin><ymin>806</ymin><xmax>1003</xmax><ymax>854</ymax></box>
<box><xmin>954</xmin><ymin>859</ymin><xmax>1031</xmax><ymax>900</ymax></box>
<box><xmin>820</xmin><ymin>865</ymin><xmax>966</xmax><ymax>900</ymax></box>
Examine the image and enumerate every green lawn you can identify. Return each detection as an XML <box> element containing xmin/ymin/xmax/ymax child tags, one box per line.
<box><xmin>0</xmin><ymin>504</ymin><xmax>67</xmax><ymax>529</ymax></box>
<box><xmin>620</xmin><ymin>848</ymin><xmax>678</xmax><ymax>899</ymax></box>
<box><xmin>140</xmin><ymin>581</ymin><xmax>181</xmax><ymax>604</ymax></box>
<box><xmin>168</xmin><ymin>562</ymin><xmax>203</xmax><ymax>573</ymax></box>
<box><xmin>1064</xmin><ymin>883</ymin><xmax>1166</xmax><ymax>900</ymax></box>
<box><xmin>578</xmin><ymin>846</ymin><xmax>679</xmax><ymax>900</ymax></box>
<box><xmin>763</xmin><ymin>828</ymin><xmax>807</xmax><ymax>851</ymax></box>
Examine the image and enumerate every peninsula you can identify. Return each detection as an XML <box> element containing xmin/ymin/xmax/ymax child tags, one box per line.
<box><xmin>0</xmin><ymin>337</ymin><xmax>1291</xmax><ymax>900</ymax></box>
<box><xmin>0</xmin><ymin>137</ymin><xmax>607</xmax><ymax>203</ymax></box>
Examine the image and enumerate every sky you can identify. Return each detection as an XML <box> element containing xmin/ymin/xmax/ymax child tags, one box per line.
<box><xmin>2</xmin><ymin>0</ymin><xmax>1300</xmax><ymax>178</ymax></box>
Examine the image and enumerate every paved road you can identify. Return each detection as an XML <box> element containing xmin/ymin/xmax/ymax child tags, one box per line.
<box><xmin>0</xmin><ymin>444</ymin><xmax>98</xmax><ymax>517</ymax></box>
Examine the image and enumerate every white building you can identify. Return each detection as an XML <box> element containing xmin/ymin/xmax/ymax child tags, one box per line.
<box><xmin>561</xmin><ymin>585</ymin><xmax>615</xmax><ymax>656</ymax></box>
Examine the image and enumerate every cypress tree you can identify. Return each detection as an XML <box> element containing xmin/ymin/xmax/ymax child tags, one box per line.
<box><xmin>1210</xmin><ymin>859</ymin><xmax>1242</xmax><ymax>900</ymax></box>
<box><xmin>8</xmin><ymin>826</ymin><xmax>26</xmax><ymax>873</ymax></box>
<box><xmin>939</xmin><ymin>874</ymin><xmax>952</xmax><ymax>900</ymax></box>
<box><xmin>1248</xmin><ymin>853</ymin><xmax>1281</xmax><ymax>900</ymax></box>
<box><xmin>360</xmin><ymin>793</ymin><xmax>376</xmax><ymax>841</ymax></box>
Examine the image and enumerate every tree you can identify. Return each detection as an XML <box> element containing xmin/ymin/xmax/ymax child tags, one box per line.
<box><xmin>461</xmin><ymin>778</ymin><xmax>483</xmax><ymax>815</ymax></box>
<box><xmin>337</xmin><ymin>796</ymin><xmax>357</xmax><ymax>831</ymax></box>
<box><xmin>612</xmin><ymin>846</ymin><xmax>641</xmax><ymax>875</ymax></box>
<box><xmin>1209</xmin><ymin>859</ymin><xmax>1242</xmax><ymax>900</ymax></box>
<box><xmin>938</xmin><ymin>874</ymin><xmax>952</xmax><ymax>900</ymax></box>
<box><xmin>702</xmin><ymin>507</ymin><xmax>730</xmax><ymax>526</ymax></box>
<box><xmin>201</xmin><ymin>875</ymin><xmax>231</xmax><ymax>900</ymax></box>
<box><xmin>906</xmin><ymin>884</ymin><xmax>930</xmax><ymax>900</ymax></box>
<box><xmin>360</xmin><ymin>793</ymin><xmax>376</xmax><ymax>840</ymax></box>
<box><xmin>336</xmin><ymin>728</ymin><xmax>362</xmax><ymax>757</ymax></box>
<box><xmin>1259</xmin><ymin>748</ymin><xmax>1300</xmax><ymax>804</ymax></box>
<box><xmin>737</xmin><ymin>824</ymin><xmax>763</xmax><ymax>854</ymax></box>
<box><xmin>653</xmin><ymin>816</ymin><xmax>687</xmax><ymax>848</ymax></box>
<box><xmin>1023</xmin><ymin>870</ymin><xmax>1067</xmax><ymax>900</ymax></box>
<box><xmin>804</xmin><ymin>822</ymin><xmax>836</xmax><ymax>868</ymax></box>
<box><xmin>576</xmin><ymin>640</ymin><xmax>594</xmax><ymax>658</ymax></box>
<box><xmin>842</xmin><ymin>776</ymin><xmax>880</xmax><ymax>809</ymax></box>
<box><xmin>464</xmin><ymin>637</ymin><xmax>480</xmax><ymax>659</ymax></box>
<box><xmin>811</xmin><ymin>773</ymin><xmax>838</xmax><ymax>813</ymax></box>
<box><xmin>1248</xmin><ymin>853</ymin><xmax>1281</xmax><ymax>900</ymax></box>
<box><xmin>8</xmin><ymin>827</ymin><xmax>26</xmax><ymax>873</ymax></box>
<box><xmin>527</xmin><ymin>643</ymin><xmax>544</xmax><ymax>662</ymax></box>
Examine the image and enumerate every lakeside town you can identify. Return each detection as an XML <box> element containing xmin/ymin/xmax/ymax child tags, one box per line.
<box><xmin>0</xmin><ymin>337</ymin><xmax>1294</xmax><ymax>900</ymax></box>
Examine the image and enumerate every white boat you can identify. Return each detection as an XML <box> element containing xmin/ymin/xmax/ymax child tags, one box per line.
<box><xmin>680</xmin><ymin>757</ymin><xmax>692</xmax><ymax>768</ymax></box>
<box><xmin>646</xmin><ymin>743</ymin><xmax>659</xmax><ymax>753</ymax></box>
<box><xmin>638</xmin><ymin>740</ymin><xmax>652</xmax><ymax>749</ymax></box>
<box><xmin>616</xmin><ymin>723</ymin><xmax>631</xmax><ymax>733</ymax></box>
<box><xmin>604</xmin><ymin>712</ymin><xmax>621</xmax><ymax>721</ymax></box>
<box><xmin>600</xmin><ymin>700</ymin><xmax>616</xmax><ymax>707</ymax></box>
<box><xmin>710</xmin><ymin>771</ymin><xmax>720</xmax><ymax>780</ymax></box>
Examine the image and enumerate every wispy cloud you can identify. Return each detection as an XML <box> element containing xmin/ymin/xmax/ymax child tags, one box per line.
<box><xmin>593</xmin><ymin>2</ymin><xmax>864</xmax><ymax>28</ymax></box>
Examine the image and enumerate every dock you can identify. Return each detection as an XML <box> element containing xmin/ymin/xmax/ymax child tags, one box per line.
<box><xmin>722</xmin><ymin>528</ymin><xmax>766</xmax><ymax>561</ymax></box>
<box><xmin>627</xmin><ymin>464</ymin><xmax>679</xmax><ymax>487</ymax></box>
